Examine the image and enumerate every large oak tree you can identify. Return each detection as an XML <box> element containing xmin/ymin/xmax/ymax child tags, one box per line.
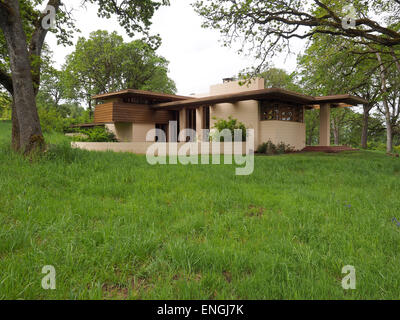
<box><xmin>194</xmin><ymin>0</ymin><xmax>400</xmax><ymax>66</ymax></box>
<box><xmin>0</xmin><ymin>0</ymin><xmax>169</xmax><ymax>154</ymax></box>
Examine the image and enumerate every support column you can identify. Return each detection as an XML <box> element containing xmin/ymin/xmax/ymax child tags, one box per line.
<box><xmin>196</xmin><ymin>107</ymin><xmax>204</xmax><ymax>141</ymax></box>
<box><xmin>179</xmin><ymin>108</ymin><xmax>186</xmax><ymax>142</ymax></box>
<box><xmin>319</xmin><ymin>103</ymin><xmax>331</xmax><ymax>146</ymax></box>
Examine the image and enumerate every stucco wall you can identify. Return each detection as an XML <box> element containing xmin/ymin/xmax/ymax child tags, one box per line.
<box><xmin>106</xmin><ymin>123</ymin><xmax>154</xmax><ymax>142</ymax></box>
<box><xmin>259</xmin><ymin>120</ymin><xmax>306</xmax><ymax>150</ymax></box>
<box><xmin>132</xmin><ymin>123</ymin><xmax>155</xmax><ymax>142</ymax></box>
<box><xmin>210</xmin><ymin>101</ymin><xmax>260</xmax><ymax>147</ymax></box>
<box><xmin>210</xmin><ymin>78</ymin><xmax>264</xmax><ymax>95</ymax></box>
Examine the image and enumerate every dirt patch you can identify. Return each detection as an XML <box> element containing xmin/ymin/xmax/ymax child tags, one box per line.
<box><xmin>172</xmin><ymin>273</ymin><xmax>202</xmax><ymax>282</ymax></box>
<box><xmin>223</xmin><ymin>271</ymin><xmax>232</xmax><ymax>283</ymax></box>
<box><xmin>101</xmin><ymin>277</ymin><xmax>148</xmax><ymax>299</ymax></box>
<box><xmin>102</xmin><ymin>283</ymin><xmax>129</xmax><ymax>300</ymax></box>
<box><xmin>246</xmin><ymin>205</ymin><xmax>266</xmax><ymax>217</ymax></box>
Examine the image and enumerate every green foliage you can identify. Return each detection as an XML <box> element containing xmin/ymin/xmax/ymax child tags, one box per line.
<box><xmin>38</xmin><ymin>106</ymin><xmax>66</xmax><ymax>133</ymax></box>
<box><xmin>259</xmin><ymin>67</ymin><xmax>301</xmax><ymax>92</ymax></box>
<box><xmin>305</xmin><ymin>109</ymin><xmax>319</xmax><ymax>146</ymax></box>
<box><xmin>212</xmin><ymin>116</ymin><xmax>247</xmax><ymax>141</ymax></box>
<box><xmin>63</xmin><ymin>30</ymin><xmax>176</xmax><ymax>110</ymax></box>
<box><xmin>0</xmin><ymin>92</ymin><xmax>11</xmax><ymax>120</ymax></box>
<box><xmin>367</xmin><ymin>141</ymin><xmax>388</xmax><ymax>152</ymax></box>
<box><xmin>257</xmin><ymin>140</ymin><xmax>294</xmax><ymax>155</ymax></box>
<box><xmin>84</xmin><ymin>0</ymin><xmax>170</xmax><ymax>38</ymax></box>
<box><xmin>73</xmin><ymin>126</ymin><xmax>117</xmax><ymax>142</ymax></box>
<box><xmin>193</xmin><ymin>0</ymin><xmax>400</xmax><ymax>76</ymax></box>
<box><xmin>37</xmin><ymin>104</ymin><xmax>92</xmax><ymax>134</ymax></box>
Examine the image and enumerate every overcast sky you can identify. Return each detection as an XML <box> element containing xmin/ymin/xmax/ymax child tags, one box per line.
<box><xmin>47</xmin><ymin>0</ymin><xmax>303</xmax><ymax>96</ymax></box>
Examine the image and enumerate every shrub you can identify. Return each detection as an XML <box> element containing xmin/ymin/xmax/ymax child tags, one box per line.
<box><xmin>212</xmin><ymin>116</ymin><xmax>247</xmax><ymax>141</ymax></box>
<box><xmin>38</xmin><ymin>107</ymin><xmax>66</xmax><ymax>133</ymax></box>
<box><xmin>257</xmin><ymin>140</ymin><xmax>294</xmax><ymax>155</ymax></box>
<box><xmin>367</xmin><ymin>141</ymin><xmax>386</xmax><ymax>151</ymax></box>
<box><xmin>73</xmin><ymin>126</ymin><xmax>117</xmax><ymax>142</ymax></box>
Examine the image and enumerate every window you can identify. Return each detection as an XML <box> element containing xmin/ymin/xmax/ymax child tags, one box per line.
<box><xmin>260</xmin><ymin>102</ymin><xmax>304</xmax><ymax>123</ymax></box>
<box><xmin>203</xmin><ymin>106</ymin><xmax>210</xmax><ymax>130</ymax></box>
<box><xmin>123</xmin><ymin>97</ymin><xmax>151</xmax><ymax>104</ymax></box>
<box><xmin>186</xmin><ymin>109</ymin><xmax>196</xmax><ymax>130</ymax></box>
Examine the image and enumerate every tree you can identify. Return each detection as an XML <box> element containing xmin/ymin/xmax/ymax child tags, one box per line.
<box><xmin>62</xmin><ymin>30</ymin><xmax>176</xmax><ymax>115</ymax></box>
<box><xmin>305</xmin><ymin>109</ymin><xmax>319</xmax><ymax>146</ymax></box>
<box><xmin>0</xmin><ymin>0</ymin><xmax>169</xmax><ymax>155</ymax></box>
<box><xmin>259</xmin><ymin>67</ymin><xmax>301</xmax><ymax>92</ymax></box>
<box><xmin>38</xmin><ymin>63</ymin><xmax>65</xmax><ymax>109</ymax></box>
<box><xmin>194</xmin><ymin>0</ymin><xmax>400</xmax><ymax>72</ymax></box>
<box><xmin>297</xmin><ymin>34</ymin><xmax>383</xmax><ymax>149</ymax></box>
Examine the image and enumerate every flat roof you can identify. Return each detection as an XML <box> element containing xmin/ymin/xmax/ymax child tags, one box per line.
<box><xmin>92</xmin><ymin>89</ymin><xmax>191</xmax><ymax>103</ymax></box>
<box><xmin>150</xmin><ymin>88</ymin><xmax>367</xmax><ymax>109</ymax></box>
<box><xmin>93</xmin><ymin>88</ymin><xmax>368</xmax><ymax>109</ymax></box>
<box><xmin>314</xmin><ymin>94</ymin><xmax>367</xmax><ymax>105</ymax></box>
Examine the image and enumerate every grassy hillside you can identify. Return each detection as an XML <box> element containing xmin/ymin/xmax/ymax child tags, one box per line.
<box><xmin>0</xmin><ymin>120</ymin><xmax>399</xmax><ymax>299</ymax></box>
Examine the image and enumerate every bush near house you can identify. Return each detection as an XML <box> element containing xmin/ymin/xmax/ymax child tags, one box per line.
<box><xmin>212</xmin><ymin>116</ymin><xmax>247</xmax><ymax>141</ymax></box>
<box><xmin>72</xmin><ymin>126</ymin><xmax>117</xmax><ymax>142</ymax></box>
<box><xmin>257</xmin><ymin>140</ymin><xmax>295</xmax><ymax>155</ymax></box>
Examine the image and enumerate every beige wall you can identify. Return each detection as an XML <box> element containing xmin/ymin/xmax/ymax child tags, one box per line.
<box><xmin>106</xmin><ymin>123</ymin><xmax>155</xmax><ymax>142</ymax></box>
<box><xmin>209</xmin><ymin>77</ymin><xmax>306</xmax><ymax>149</ymax></box>
<box><xmin>132</xmin><ymin>123</ymin><xmax>155</xmax><ymax>142</ymax></box>
<box><xmin>210</xmin><ymin>78</ymin><xmax>264</xmax><ymax>95</ymax></box>
<box><xmin>259</xmin><ymin>120</ymin><xmax>306</xmax><ymax>150</ymax></box>
<box><xmin>210</xmin><ymin>100</ymin><xmax>260</xmax><ymax>146</ymax></box>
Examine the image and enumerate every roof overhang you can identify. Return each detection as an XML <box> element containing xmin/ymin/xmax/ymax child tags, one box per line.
<box><xmin>314</xmin><ymin>94</ymin><xmax>367</xmax><ymax>106</ymax></box>
<box><xmin>151</xmin><ymin>88</ymin><xmax>316</xmax><ymax>110</ymax></box>
<box><xmin>151</xmin><ymin>89</ymin><xmax>368</xmax><ymax>110</ymax></box>
<box><xmin>92</xmin><ymin>88</ymin><xmax>368</xmax><ymax>110</ymax></box>
<box><xmin>92</xmin><ymin>89</ymin><xmax>191</xmax><ymax>103</ymax></box>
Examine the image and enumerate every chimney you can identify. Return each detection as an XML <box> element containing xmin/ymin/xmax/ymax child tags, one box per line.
<box><xmin>222</xmin><ymin>77</ymin><xmax>237</xmax><ymax>83</ymax></box>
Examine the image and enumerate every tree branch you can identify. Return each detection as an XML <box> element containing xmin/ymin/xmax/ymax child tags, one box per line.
<box><xmin>29</xmin><ymin>0</ymin><xmax>61</xmax><ymax>93</ymax></box>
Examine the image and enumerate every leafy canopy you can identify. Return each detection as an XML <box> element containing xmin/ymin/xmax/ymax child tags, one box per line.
<box><xmin>62</xmin><ymin>30</ymin><xmax>176</xmax><ymax>109</ymax></box>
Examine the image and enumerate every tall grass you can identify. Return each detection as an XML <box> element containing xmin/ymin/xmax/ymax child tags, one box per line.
<box><xmin>0</xmin><ymin>120</ymin><xmax>399</xmax><ymax>299</ymax></box>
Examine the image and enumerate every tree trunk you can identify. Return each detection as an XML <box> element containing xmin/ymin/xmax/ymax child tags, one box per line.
<box><xmin>383</xmin><ymin>97</ymin><xmax>393</xmax><ymax>153</ymax></box>
<box><xmin>88</xmin><ymin>98</ymin><xmax>93</xmax><ymax>119</ymax></box>
<box><xmin>331</xmin><ymin>118</ymin><xmax>339</xmax><ymax>145</ymax></box>
<box><xmin>0</xmin><ymin>1</ymin><xmax>44</xmax><ymax>154</ymax></box>
<box><xmin>307</xmin><ymin>124</ymin><xmax>316</xmax><ymax>145</ymax></box>
<box><xmin>361</xmin><ymin>104</ymin><xmax>369</xmax><ymax>149</ymax></box>
<box><xmin>307</xmin><ymin>131</ymin><xmax>313</xmax><ymax>146</ymax></box>
<box><xmin>376</xmin><ymin>52</ymin><xmax>393</xmax><ymax>153</ymax></box>
<box><xmin>11</xmin><ymin>100</ymin><xmax>20</xmax><ymax>151</ymax></box>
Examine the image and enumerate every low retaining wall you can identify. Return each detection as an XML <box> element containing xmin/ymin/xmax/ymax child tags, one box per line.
<box><xmin>71</xmin><ymin>142</ymin><xmax>250</xmax><ymax>155</ymax></box>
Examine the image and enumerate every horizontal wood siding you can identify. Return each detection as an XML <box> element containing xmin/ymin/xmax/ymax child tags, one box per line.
<box><xmin>95</xmin><ymin>102</ymin><xmax>175</xmax><ymax>124</ymax></box>
<box><xmin>94</xmin><ymin>102</ymin><xmax>114</xmax><ymax>123</ymax></box>
<box><xmin>153</xmin><ymin>110</ymin><xmax>173</xmax><ymax>124</ymax></box>
<box><xmin>113</xmin><ymin>103</ymin><xmax>153</xmax><ymax>123</ymax></box>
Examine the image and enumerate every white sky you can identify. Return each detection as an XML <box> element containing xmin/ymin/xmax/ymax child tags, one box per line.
<box><xmin>47</xmin><ymin>0</ymin><xmax>303</xmax><ymax>96</ymax></box>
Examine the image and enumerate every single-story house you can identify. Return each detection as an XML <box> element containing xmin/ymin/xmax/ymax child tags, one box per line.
<box><xmin>89</xmin><ymin>78</ymin><xmax>367</xmax><ymax>151</ymax></box>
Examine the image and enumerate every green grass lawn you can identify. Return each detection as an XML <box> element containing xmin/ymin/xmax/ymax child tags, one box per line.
<box><xmin>0</xmin><ymin>120</ymin><xmax>400</xmax><ymax>299</ymax></box>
